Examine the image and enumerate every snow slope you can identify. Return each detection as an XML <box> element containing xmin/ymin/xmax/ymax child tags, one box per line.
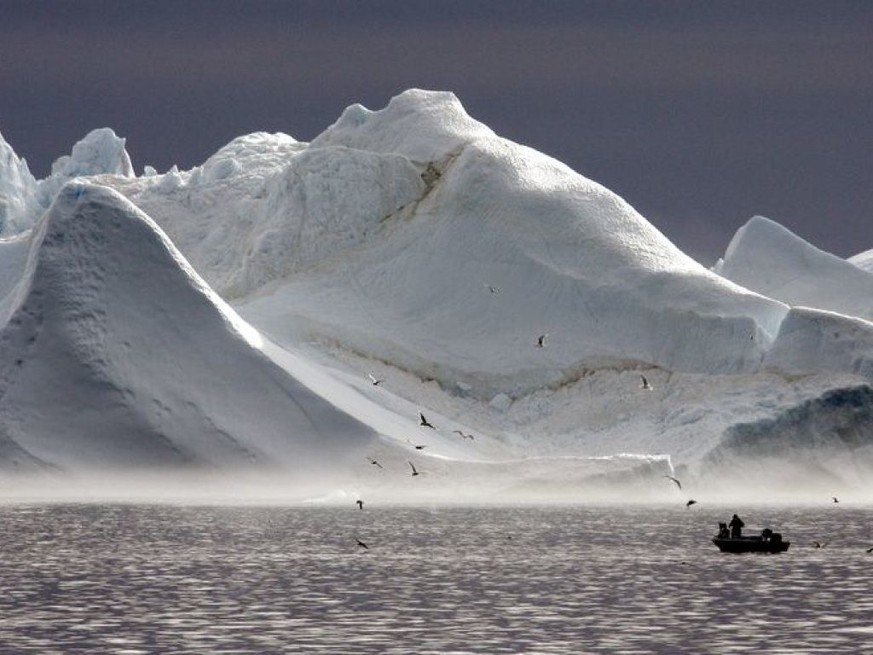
<box><xmin>0</xmin><ymin>182</ymin><xmax>378</xmax><ymax>476</ymax></box>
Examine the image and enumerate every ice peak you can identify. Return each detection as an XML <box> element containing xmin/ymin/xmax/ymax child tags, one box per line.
<box><xmin>310</xmin><ymin>88</ymin><xmax>494</xmax><ymax>162</ymax></box>
<box><xmin>50</xmin><ymin>127</ymin><xmax>134</xmax><ymax>179</ymax></box>
<box><xmin>0</xmin><ymin>130</ymin><xmax>39</xmax><ymax>235</ymax></box>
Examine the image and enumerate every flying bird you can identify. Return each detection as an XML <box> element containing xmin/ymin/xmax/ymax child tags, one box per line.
<box><xmin>368</xmin><ymin>374</ymin><xmax>383</xmax><ymax>386</ymax></box>
<box><xmin>640</xmin><ymin>375</ymin><xmax>653</xmax><ymax>391</ymax></box>
<box><xmin>366</xmin><ymin>457</ymin><xmax>383</xmax><ymax>469</ymax></box>
<box><xmin>865</xmin><ymin>547</ymin><xmax>873</xmax><ymax>554</ymax></box>
<box><xmin>664</xmin><ymin>475</ymin><xmax>682</xmax><ymax>490</ymax></box>
<box><xmin>686</xmin><ymin>499</ymin><xmax>697</xmax><ymax>508</ymax></box>
<box><xmin>812</xmin><ymin>541</ymin><xmax>827</xmax><ymax>549</ymax></box>
<box><xmin>356</xmin><ymin>537</ymin><xmax>369</xmax><ymax>549</ymax></box>
<box><xmin>409</xmin><ymin>461</ymin><xmax>420</xmax><ymax>477</ymax></box>
<box><xmin>356</xmin><ymin>499</ymin><xmax>364</xmax><ymax>510</ymax></box>
<box><xmin>419</xmin><ymin>412</ymin><xmax>435</xmax><ymax>429</ymax></box>
<box><xmin>407</xmin><ymin>439</ymin><xmax>427</xmax><ymax>450</ymax></box>
<box><xmin>453</xmin><ymin>430</ymin><xmax>475</xmax><ymax>440</ymax></box>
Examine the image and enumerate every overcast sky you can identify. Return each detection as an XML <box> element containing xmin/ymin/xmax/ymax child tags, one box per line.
<box><xmin>1</xmin><ymin>0</ymin><xmax>871</xmax><ymax>264</ymax></box>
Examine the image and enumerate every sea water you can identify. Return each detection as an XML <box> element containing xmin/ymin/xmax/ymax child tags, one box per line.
<box><xmin>0</xmin><ymin>503</ymin><xmax>871</xmax><ymax>654</ymax></box>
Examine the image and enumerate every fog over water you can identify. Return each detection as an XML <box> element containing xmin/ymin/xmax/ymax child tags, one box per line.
<box><xmin>1</xmin><ymin>503</ymin><xmax>871</xmax><ymax>653</ymax></box>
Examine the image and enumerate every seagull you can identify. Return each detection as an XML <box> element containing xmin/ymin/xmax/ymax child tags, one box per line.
<box><xmin>356</xmin><ymin>537</ymin><xmax>369</xmax><ymax>549</ymax></box>
<box><xmin>484</xmin><ymin>284</ymin><xmax>499</xmax><ymax>294</ymax></box>
<box><xmin>407</xmin><ymin>439</ymin><xmax>427</xmax><ymax>450</ymax></box>
<box><xmin>409</xmin><ymin>461</ymin><xmax>420</xmax><ymax>477</ymax></box>
<box><xmin>356</xmin><ymin>499</ymin><xmax>364</xmax><ymax>510</ymax></box>
<box><xmin>640</xmin><ymin>375</ymin><xmax>653</xmax><ymax>391</ymax></box>
<box><xmin>812</xmin><ymin>541</ymin><xmax>827</xmax><ymax>549</ymax></box>
<box><xmin>368</xmin><ymin>374</ymin><xmax>383</xmax><ymax>386</ymax></box>
<box><xmin>536</xmin><ymin>334</ymin><xmax>548</xmax><ymax>348</ymax></box>
<box><xmin>832</xmin><ymin>496</ymin><xmax>840</xmax><ymax>503</ymax></box>
<box><xmin>419</xmin><ymin>412</ymin><xmax>435</xmax><ymax>429</ymax></box>
<box><xmin>664</xmin><ymin>475</ymin><xmax>682</xmax><ymax>490</ymax></box>
<box><xmin>366</xmin><ymin>457</ymin><xmax>383</xmax><ymax>469</ymax></box>
<box><xmin>453</xmin><ymin>430</ymin><xmax>475</xmax><ymax>440</ymax></box>
<box><xmin>686</xmin><ymin>499</ymin><xmax>697</xmax><ymax>508</ymax></box>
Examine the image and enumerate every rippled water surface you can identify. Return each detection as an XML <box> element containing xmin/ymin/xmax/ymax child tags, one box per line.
<box><xmin>1</xmin><ymin>503</ymin><xmax>872</xmax><ymax>654</ymax></box>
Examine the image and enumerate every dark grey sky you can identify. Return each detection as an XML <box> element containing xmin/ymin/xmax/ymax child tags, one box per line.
<box><xmin>1</xmin><ymin>0</ymin><xmax>871</xmax><ymax>264</ymax></box>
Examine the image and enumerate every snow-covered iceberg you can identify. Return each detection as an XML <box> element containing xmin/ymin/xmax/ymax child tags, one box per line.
<box><xmin>1</xmin><ymin>89</ymin><xmax>872</xmax><ymax>499</ymax></box>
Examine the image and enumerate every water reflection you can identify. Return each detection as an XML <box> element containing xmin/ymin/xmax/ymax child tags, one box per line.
<box><xmin>0</xmin><ymin>504</ymin><xmax>871</xmax><ymax>653</ymax></box>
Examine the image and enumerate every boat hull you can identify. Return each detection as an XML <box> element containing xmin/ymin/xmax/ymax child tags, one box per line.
<box><xmin>712</xmin><ymin>537</ymin><xmax>790</xmax><ymax>553</ymax></box>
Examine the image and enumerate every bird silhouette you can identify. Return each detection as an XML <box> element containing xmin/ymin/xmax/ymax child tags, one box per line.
<box><xmin>453</xmin><ymin>430</ymin><xmax>475</xmax><ymax>440</ymax></box>
<box><xmin>865</xmin><ymin>546</ymin><xmax>873</xmax><ymax>554</ymax></box>
<box><xmin>640</xmin><ymin>375</ymin><xmax>653</xmax><ymax>391</ymax></box>
<box><xmin>407</xmin><ymin>439</ymin><xmax>427</xmax><ymax>450</ymax></box>
<box><xmin>368</xmin><ymin>374</ymin><xmax>383</xmax><ymax>386</ymax></box>
<box><xmin>356</xmin><ymin>499</ymin><xmax>364</xmax><ymax>510</ymax></box>
<box><xmin>812</xmin><ymin>541</ymin><xmax>827</xmax><ymax>549</ymax></box>
<box><xmin>686</xmin><ymin>499</ymin><xmax>697</xmax><ymax>508</ymax></box>
<box><xmin>409</xmin><ymin>461</ymin><xmax>420</xmax><ymax>477</ymax></box>
<box><xmin>536</xmin><ymin>334</ymin><xmax>548</xmax><ymax>348</ymax></box>
<box><xmin>664</xmin><ymin>475</ymin><xmax>682</xmax><ymax>490</ymax></box>
<box><xmin>832</xmin><ymin>496</ymin><xmax>840</xmax><ymax>503</ymax></box>
<box><xmin>356</xmin><ymin>537</ymin><xmax>369</xmax><ymax>549</ymax></box>
<box><xmin>419</xmin><ymin>412</ymin><xmax>435</xmax><ymax>429</ymax></box>
<box><xmin>366</xmin><ymin>457</ymin><xmax>383</xmax><ymax>469</ymax></box>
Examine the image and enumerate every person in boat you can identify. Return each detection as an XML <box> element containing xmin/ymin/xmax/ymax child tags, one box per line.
<box><xmin>761</xmin><ymin>528</ymin><xmax>773</xmax><ymax>541</ymax></box>
<box><xmin>729</xmin><ymin>514</ymin><xmax>745</xmax><ymax>538</ymax></box>
<box><xmin>717</xmin><ymin>522</ymin><xmax>730</xmax><ymax>539</ymax></box>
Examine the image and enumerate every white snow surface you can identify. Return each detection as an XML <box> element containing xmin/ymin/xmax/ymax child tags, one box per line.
<box><xmin>1</xmin><ymin>89</ymin><xmax>872</xmax><ymax>501</ymax></box>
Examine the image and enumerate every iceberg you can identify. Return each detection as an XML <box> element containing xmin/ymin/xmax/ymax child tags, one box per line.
<box><xmin>0</xmin><ymin>89</ymin><xmax>872</xmax><ymax>499</ymax></box>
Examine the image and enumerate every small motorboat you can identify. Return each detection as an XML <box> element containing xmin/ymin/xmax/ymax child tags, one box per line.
<box><xmin>712</xmin><ymin>528</ymin><xmax>790</xmax><ymax>553</ymax></box>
